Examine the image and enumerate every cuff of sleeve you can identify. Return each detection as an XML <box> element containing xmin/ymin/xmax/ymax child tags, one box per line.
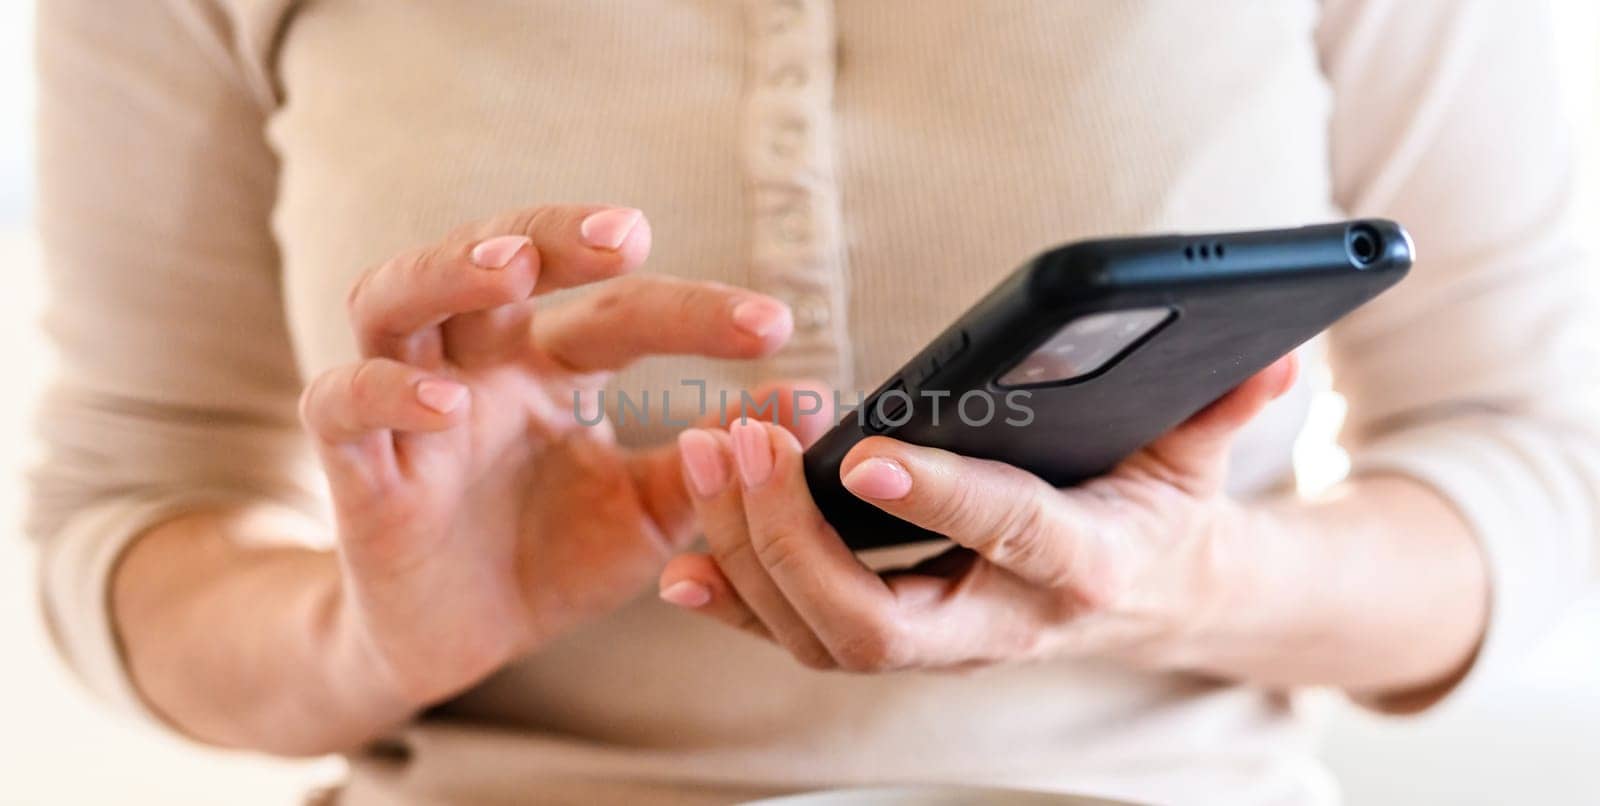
<box><xmin>36</xmin><ymin>493</ymin><xmax>325</xmax><ymax>730</ymax></box>
<box><xmin>1349</xmin><ymin>416</ymin><xmax>1593</xmax><ymax>716</ymax></box>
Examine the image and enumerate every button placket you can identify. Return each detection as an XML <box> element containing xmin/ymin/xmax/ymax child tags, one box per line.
<box><xmin>741</xmin><ymin>0</ymin><xmax>851</xmax><ymax>390</ymax></box>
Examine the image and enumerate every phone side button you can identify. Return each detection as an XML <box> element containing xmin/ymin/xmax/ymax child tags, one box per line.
<box><xmin>910</xmin><ymin>331</ymin><xmax>966</xmax><ymax>387</ymax></box>
<box><xmin>934</xmin><ymin>330</ymin><xmax>969</xmax><ymax>364</ymax></box>
<box><xmin>864</xmin><ymin>380</ymin><xmax>911</xmax><ymax>434</ymax></box>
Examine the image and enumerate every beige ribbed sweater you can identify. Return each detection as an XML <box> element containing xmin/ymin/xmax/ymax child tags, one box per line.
<box><xmin>30</xmin><ymin>1</ymin><xmax>1600</xmax><ymax>804</ymax></box>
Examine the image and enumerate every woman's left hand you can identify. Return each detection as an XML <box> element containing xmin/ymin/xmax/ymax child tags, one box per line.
<box><xmin>658</xmin><ymin>355</ymin><xmax>1298</xmax><ymax>673</ymax></box>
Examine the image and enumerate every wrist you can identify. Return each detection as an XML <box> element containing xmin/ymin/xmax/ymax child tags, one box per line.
<box><xmin>1146</xmin><ymin>477</ymin><xmax>1488</xmax><ymax>698</ymax></box>
<box><xmin>321</xmin><ymin>582</ymin><xmax>426</xmax><ymax>730</ymax></box>
<box><xmin>113</xmin><ymin>514</ymin><xmax>419</xmax><ymax>753</ymax></box>
<box><xmin>1138</xmin><ymin>496</ymin><xmax>1318</xmax><ymax>673</ymax></box>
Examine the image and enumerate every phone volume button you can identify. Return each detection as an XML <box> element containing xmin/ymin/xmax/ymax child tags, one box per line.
<box><xmin>934</xmin><ymin>330</ymin><xmax>969</xmax><ymax>364</ymax></box>
<box><xmin>912</xmin><ymin>330</ymin><xmax>967</xmax><ymax>388</ymax></box>
<box><xmin>864</xmin><ymin>380</ymin><xmax>910</xmax><ymax>434</ymax></box>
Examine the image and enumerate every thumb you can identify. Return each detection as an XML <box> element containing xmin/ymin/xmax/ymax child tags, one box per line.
<box><xmin>1133</xmin><ymin>352</ymin><xmax>1300</xmax><ymax>491</ymax></box>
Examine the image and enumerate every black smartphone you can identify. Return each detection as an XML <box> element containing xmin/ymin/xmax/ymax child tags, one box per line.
<box><xmin>803</xmin><ymin>219</ymin><xmax>1412</xmax><ymax>551</ymax></box>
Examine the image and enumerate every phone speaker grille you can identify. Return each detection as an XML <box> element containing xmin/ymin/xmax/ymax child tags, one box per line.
<box><xmin>1183</xmin><ymin>242</ymin><xmax>1225</xmax><ymax>261</ymax></box>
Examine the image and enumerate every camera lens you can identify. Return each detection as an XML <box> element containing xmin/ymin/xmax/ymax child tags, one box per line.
<box><xmin>1346</xmin><ymin>224</ymin><xmax>1383</xmax><ymax>267</ymax></box>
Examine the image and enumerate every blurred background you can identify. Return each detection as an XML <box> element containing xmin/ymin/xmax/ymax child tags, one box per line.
<box><xmin>0</xmin><ymin>4</ymin><xmax>1596</xmax><ymax>805</ymax></box>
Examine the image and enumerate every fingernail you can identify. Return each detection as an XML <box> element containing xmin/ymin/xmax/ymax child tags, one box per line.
<box><xmin>730</xmin><ymin>420</ymin><xmax>774</xmax><ymax>489</ymax></box>
<box><xmin>470</xmin><ymin>235</ymin><xmax>531</xmax><ymax>269</ymax></box>
<box><xmin>579</xmin><ymin>208</ymin><xmax>643</xmax><ymax>250</ymax></box>
<box><xmin>416</xmin><ymin>379</ymin><xmax>468</xmax><ymax>414</ymax></box>
<box><xmin>731</xmin><ymin>298</ymin><xmax>792</xmax><ymax>339</ymax></box>
<box><xmin>842</xmin><ymin>457</ymin><xmax>912</xmax><ymax>500</ymax></box>
<box><xmin>660</xmin><ymin>580</ymin><xmax>712</xmax><ymax>609</ymax></box>
<box><xmin>678</xmin><ymin>429</ymin><xmax>728</xmax><ymax>498</ymax></box>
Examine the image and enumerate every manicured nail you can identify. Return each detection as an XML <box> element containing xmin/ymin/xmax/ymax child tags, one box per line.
<box><xmin>731</xmin><ymin>298</ymin><xmax>791</xmax><ymax>339</ymax></box>
<box><xmin>730</xmin><ymin>420</ymin><xmax>774</xmax><ymax>489</ymax></box>
<box><xmin>842</xmin><ymin>457</ymin><xmax>912</xmax><ymax>500</ymax></box>
<box><xmin>416</xmin><ymin>379</ymin><xmax>468</xmax><ymax>414</ymax></box>
<box><xmin>660</xmin><ymin>580</ymin><xmax>712</xmax><ymax>609</ymax></box>
<box><xmin>579</xmin><ymin>208</ymin><xmax>643</xmax><ymax>250</ymax></box>
<box><xmin>678</xmin><ymin>429</ymin><xmax>728</xmax><ymax>498</ymax></box>
<box><xmin>470</xmin><ymin>235</ymin><xmax>531</xmax><ymax>269</ymax></box>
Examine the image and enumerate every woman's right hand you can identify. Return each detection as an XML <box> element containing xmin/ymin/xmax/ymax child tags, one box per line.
<box><xmin>299</xmin><ymin>205</ymin><xmax>796</xmax><ymax>718</ymax></box>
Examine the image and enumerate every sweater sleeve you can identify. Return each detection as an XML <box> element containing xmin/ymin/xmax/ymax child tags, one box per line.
<box><xmin>1316</xmin><ymin>0</ymin><xmax>1600</xmax><ymax>707</ymax></box>
<box><xmin>29</xmin><ymin>0</ymin><xmax>322</xmax><ymax>722</ymax></box>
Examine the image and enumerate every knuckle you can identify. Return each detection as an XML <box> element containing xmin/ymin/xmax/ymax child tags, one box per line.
<box><xmin>1037</xmin><ymin>534</ymin><xmax>1122</xmax><ymax>617</ymax></box>
<box><xmin>354</xmin><ymin>251</ymin><xmax>423</xmax><ymax>332</ymax></box>
<box><xmin>299</xmin><ymin>369</ymin><xmax>345</xmax><ymax>430</ymax></box>
<box><xmin>385</xmin><ymin>674</ymin><xmax>443</xmax><ymax>712</ymax></box>
<box><xmin>921</xmin><ymin>473</ymin><xmax>981</xmax><ymax>536</ymax></box>
<box><xmin>408</xmin><ymin>246</ymin><xmax>456</xmax><ymax>303</ymax></box>
<box><xmin>583</xmin><ymin>281</ymin><xmax>631</xmax><ymax>317</ymax></box>
<box><xmin>468</xmin><ymin>259</ymin><xmax>530</xmax><ymax>307</ymax></box>
<box><xmin>791</xmin><ymin>642</ymin><xmax>838</xmax><ymax>671</ymax></box>
<box><xmin>664</xmin><ymin>279</ymin><xmax>705</xmax><ymax>322</ymax></box>
<box><xmin>296</xmin><ymin>379</ymin><xmax>323</xmax><ymax>430</ymax></box>
<box><xmin>986</xmin><ymin>490</ymin><xmax>1053</xmax><ymax>570</ymax></box>
<box><xmin>444</xmin><ymin>219</ymin><xmax>482</xmax><ymax>243</ymax></box>
<box><xmin>345</xmin><ymin>268</ymin><xmax>373</xmax><ymax>317</ymax></box>
<box><xmin>751</xmin><ymin>529</ymin><xmax>806</xmax><ymax>579</ymax></box>
<box><xmin>708</xmin><ymin>534</ymin><xmax>757</xmax><ymax>572</ymax></box>
<box><xmin>348</xmin><ymin>360</ymin><xmax>389</xmax><ymax>410</ymax></box>
<box><xmin>732</xmin><ymin>608</ymin><xmax>768</xmax><ymax>637</ymax></box>
<box><xmin>833</xmin><ymin>617</ymin><xmax>909</xmax><ymax>673</ymax></box>
<box><xmin>507</xmin><ymin>205</ymin><xmax>557</xmax><ymax>239</ymax></box>
<box><xmin>995</xmin><ymin>623</ymin><xmax>1049</xmax><ymax>662</ymax></box>
<box><xmin>1066</xmin><ymin>561</ymin><xmax>1127</xmax><ymax>615</ymax></box>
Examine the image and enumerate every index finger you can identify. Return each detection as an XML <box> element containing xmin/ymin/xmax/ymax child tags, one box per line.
<box><xmin>458</xmin><ymin>204</ymin><xmax>652</xmax><ymax>292</ymax></box>
<box><xmin>348</xmin><ymin>205</ymin><xmax>651</xmax><ymax>358</ymax></box>
<box><xmin>532</xmin><ymin>274</ymin><xmax>793</xmax><ymax>373</ymax></box>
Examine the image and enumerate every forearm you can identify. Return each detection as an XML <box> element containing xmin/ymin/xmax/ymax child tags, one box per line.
<box><xmin>112</xmin><ymin>512</ymin><xmax>414</xmax><ymax>755</ymax></box>
<box><xmin>1187</xmin><ymin>476</ymin><xmax>1489</xmax><ymax>707</ymax></box>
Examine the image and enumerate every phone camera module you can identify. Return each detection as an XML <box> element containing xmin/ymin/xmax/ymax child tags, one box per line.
<box><xmin>997</xmin><ymin>307</ymin><xmax>1172</xmax><ymax>387</ymax></box>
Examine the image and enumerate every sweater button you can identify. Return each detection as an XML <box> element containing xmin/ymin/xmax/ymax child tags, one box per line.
<box><xmin>792</xmin><ymin>292</ymin><xmax>831</xmax><ymax>332</ymax></box>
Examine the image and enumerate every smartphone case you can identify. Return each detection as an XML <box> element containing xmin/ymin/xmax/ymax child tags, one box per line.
<box><xmin>803</xmin><ymin>220</ymin><xmax>1412</xmax><ymax>551</ymax></box>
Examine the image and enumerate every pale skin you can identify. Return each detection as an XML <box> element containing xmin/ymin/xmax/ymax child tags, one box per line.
<box><xmin>662</xmin><ymin>363</ymin><xmax>1489</xmax><ymax>712</ymax></box>
<box><xmin>112</xmin><ymin>204</ymin><xmax>1489</xmax><ymax>757</ymax></box>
